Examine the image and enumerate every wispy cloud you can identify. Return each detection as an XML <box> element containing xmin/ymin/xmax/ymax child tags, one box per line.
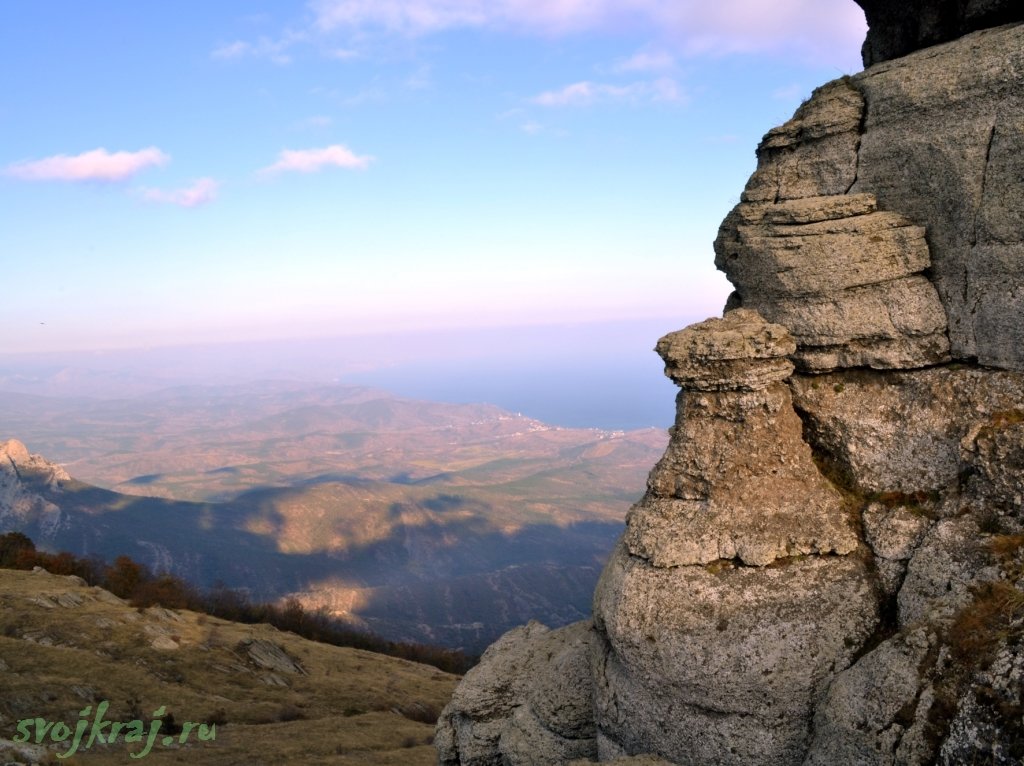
<box><xmin>612</xmin><ymin>50</ymin><xmax>676</xmax><ymax>72</ymax></box>
<box><xmin>533</xmin><ymin>77</ymin><xmax>684</xmax><ymax>107</ymax></box>
<box><xmin>327</xmin><ymin>47</ymin><xmax>359</xmax><ymax>60</ymax></box>
<box><xmin>260</xmin><ymin>144</ymin><xmax>374</xmax><ymax>175</ymax></box>
<box><xmin>5</xmin><ymin>147</ymin><xmax>169</xmax><ymax>182</ymax></box>
<box><xmin>211</xmin><ymin>33</ymin><xmax>301</xmax><ymax>65</ymax></box>
<box><xmin>308</xmin><ymin>0</ymin><xmax>866</xmax><ymax>64</ymax></box>
<box><xmin>405</xmin><ymin>63</ymin><xmax>432</xmax><ymax>90</ymax></box>
<box><xmin>138</xmin><ymin>178</ymin><xmax>219</xmax><ymax>208</ymax></box>
<box><xmin>300</xmin><ymin>115</ymin><xmax>334</xmax><ymax>128</ymax></box>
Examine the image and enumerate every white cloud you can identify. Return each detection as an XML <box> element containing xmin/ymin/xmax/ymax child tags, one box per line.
<box><xmin>5</xmin><ymin>147</ymin><xmax>169</xmax><ymax>182</ymax></box>
<box><xmin>308</xmin><ymin>0</ymin><xmax>866</xmax><ymax>65</ymax></box>
<box><xmin>260</xmin><ymin>144</ymin><xmax>374</xmax><ymax>175</ymax></box>
<box><xmin>139</xmin><ymin>178</ymin><xmax>219</xmax><ymax>208</ymax></box>
<box><xmin>533</xmin><ymin>77</ymin><xmax>684</xmax><ymax>107</ymax></box>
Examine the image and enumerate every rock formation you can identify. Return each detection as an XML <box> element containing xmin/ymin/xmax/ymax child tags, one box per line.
<box><xmin>437</xmin><ymin>10</ymin><xmax>1024</xmax><ymax>766</ymax></box>
<box><xmin>0</xmin><ymin>439</ymin><xmax>70</xmax><ymax>537</ymax></box>
<box><xmin>854</xmin><ymin>0</ymin><xmax>1024</xmax><ymax>65</ymax></box>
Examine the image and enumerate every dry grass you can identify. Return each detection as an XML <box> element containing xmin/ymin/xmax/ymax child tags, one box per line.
<box><xmin>0</xmin><ymin>568</ymin><xmax>457</xmax><ymax>765</ymax></box>
<box><xmin>948</xmin><ymin>582</ymin><xmax>1024</xmax><ymax>666</ymax></box>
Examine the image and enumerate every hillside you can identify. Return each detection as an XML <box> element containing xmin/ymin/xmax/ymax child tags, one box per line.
<box><xmin>0</xmin><ymin>567</ymin><xmax>457</xmax><ymax>765</ymax></box>
<box><xmin>0</xmin><ymin>384</ymin><xmax>665</xmax><ymax>651</ymax></box>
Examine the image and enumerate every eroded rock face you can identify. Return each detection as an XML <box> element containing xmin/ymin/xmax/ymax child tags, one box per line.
<box><xmin>720</xmin><ymin>23</ymin><xmax>1024</xmax><ymax>372</ymax></box>
<box><xmin>853</xmin><ymin>24</ymin><xmax>1024</xmax><ymax>368</ymax></box>
<box><xmin>715</xmin><ymin>77</ymin><xmax>951</xmax><ymax>374</ymax></box>
<box><xmin>790</xmin><ymin>367</ymin><xmax>1024</xmax><ymax>496</ymax></box>
<box><xmin>593</xmin><ymin>544</ymin><xmax>877</xmax><ymax>766</ymax></box>
<box><xmin>629</xmin><ymin>312</ymin><xmax>857</xmax><ymax>567</ymax></box>
<box><xmin>0</xmin><ymin>439</ymin><xmax>69</xmax><ymax>537</ymax></box>
<box><xmin>591</xmin><ymin>309</ymin><xmax>878</xmax><ymax>766</ymax></box>
<box><xmin>717</xmin><ymin>189</ymin><xmax>949</xmax><ymax>372</ymax></box>
<box><xmin>436</xmin><ymin>620</ymin><xmax>599</xmax><ymax>766</ymax></box>
<box><xmin>437</xmin><ymin>11</ymin><xmax>1024</xmax><ymax>766</ymax></box>
<box><xmin>804</xmin><ymin>627</ymin><xmax>941</xmax><ymax>766</ymax></box>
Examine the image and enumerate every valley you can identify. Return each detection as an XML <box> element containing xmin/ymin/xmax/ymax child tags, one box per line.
<box><xmin>0</xmin><ymin>382</ymin><xmax>666</xmax><ymax>651</ymax></box>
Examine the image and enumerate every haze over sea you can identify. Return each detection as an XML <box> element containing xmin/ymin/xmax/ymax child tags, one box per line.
<box><xmin>0</xmin><ymin>318</ymin><xmax>681</xmax><ymax>429</ymax></box>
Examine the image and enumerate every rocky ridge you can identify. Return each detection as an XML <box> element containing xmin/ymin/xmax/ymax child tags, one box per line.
<box><xmin>437</xmin><ymin>10</ymin><xmax>1024</xmax><ymax>766</ymax></box>
<box><xmin>0</xmin><ymin>439</ymin><xmax>70</xmax><ymax>538</ymax></box>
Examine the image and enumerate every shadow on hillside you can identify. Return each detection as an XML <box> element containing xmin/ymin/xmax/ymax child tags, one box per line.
<box><xmin>19</xmin><ymin>476</ymin><xmax>625</xmax><ymax>652</ymax></box>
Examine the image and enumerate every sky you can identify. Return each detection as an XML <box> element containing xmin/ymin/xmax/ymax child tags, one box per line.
<box><xmin>0</xmin><ymin>0</ymin><xmax>867</xmax><ymax>356</ymax></box>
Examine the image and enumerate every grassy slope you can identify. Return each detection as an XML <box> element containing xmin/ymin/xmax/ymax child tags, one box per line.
<box><xmin>0</xmin><ymin>568</ymin><xmax>457</xmax><ymax>765</ymax></box>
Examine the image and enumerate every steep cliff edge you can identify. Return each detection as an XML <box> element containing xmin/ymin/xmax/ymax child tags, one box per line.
<box><xmin>437</xmin><ymin>14</ymin><xmax>1024</xmax><ymax>766</ymax></box>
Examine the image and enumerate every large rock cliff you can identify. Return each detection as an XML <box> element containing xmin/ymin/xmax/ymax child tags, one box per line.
<box><xmin>437</xmin><ymin>10</ymin><xmax>1024</xmax><ymax>766</ymax></box>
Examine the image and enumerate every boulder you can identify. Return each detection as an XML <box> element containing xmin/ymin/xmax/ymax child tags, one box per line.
<box><xmin>436</xmin><ymin>620</ymin><xmax>599</xmax><ymax>766</ymax></box>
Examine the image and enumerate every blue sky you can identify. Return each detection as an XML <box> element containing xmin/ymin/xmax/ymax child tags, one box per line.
<box><xmin>0</xmin><ymin>0</ymin><xmax>867</xmax><ymax>354</ymax></box>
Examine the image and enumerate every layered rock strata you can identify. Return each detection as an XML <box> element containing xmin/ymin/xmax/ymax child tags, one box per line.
<box><xmin>718</xmin><ymin>23</ymin><xmax>1024</xmax><ymax>371</ymax></box>
<box><xmin>590</xmin><ymin>312</ymin><xmax>877</xmax><ymax>765</ymax></box>
<box><xmin>437</xmin><ymin>14</ymin><xmax>1024</xmax><ymax>766</ymax></box>
<box><xmin>627</xmin><ymin>310</ymin><xmax>858</xmax><ymax>567</ymax></box>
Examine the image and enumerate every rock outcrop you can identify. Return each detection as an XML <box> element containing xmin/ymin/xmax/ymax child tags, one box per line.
<box><xmin>437</xmin><ymin>9</ymin><xmax>1024</xmax><ymax>766</ymax></box>
<box><xmin>436</xmin><ymin>620</ymin><xmax>599</xmax><ymax>766</ymax></box>
<box><xmin>0</xmin><ymin>439</ymin><xmax>69</xmax><ymax>537</ymax></box>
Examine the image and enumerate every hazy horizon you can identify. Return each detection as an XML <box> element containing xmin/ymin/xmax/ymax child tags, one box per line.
<box><xmin>0</xmin><ymin>315</ymin><xmax>698</xmax><ymax>429</ymax></box>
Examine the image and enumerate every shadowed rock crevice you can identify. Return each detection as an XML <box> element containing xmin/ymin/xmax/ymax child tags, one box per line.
<box><xmin>854</xmin><ymin>0</ymin><xmax>1024</xmax><ymax>65</ymax></box>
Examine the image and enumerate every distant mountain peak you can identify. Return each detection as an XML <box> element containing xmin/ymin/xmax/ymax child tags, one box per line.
<box><xmin>0</xmin><ymin>438</ymin><xmax>31</xmax><ymax>464</ymax></box>
<box><xmin>0</xmin><ymin>438</ymin><xmax>70</xmax><ymax>484</ymax></box>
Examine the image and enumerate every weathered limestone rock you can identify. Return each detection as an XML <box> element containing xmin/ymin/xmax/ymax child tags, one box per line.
<box><xmin>898</xmin><ymin>517</ymin><xmax>1000</xmax><ymax>626</ymax></box>
<box><xmin>720</xmin><ymin>24</ymin><xmax>1024</xmax><ymax>371</ymax></box>
<box><xmin>628</xmin><ymin>311</ymin><xmax>858</xmax><ymax>567</ymax></box>
<box><xmin>962</xmin><ymin>411</ymin><xmax>1024</xmax><ymax>529</ymax></box>
<box><xmin>654</xmin><ymin>309</ymin><xmax>794</xmax><ymax>392</ymax></box>
<box><xmin>854</xmin><ymin>0</ymin><xmax>1024</xmax><ymax>66</ymax></box>
<box><xmin>0</xmin><ymin>440</ymin><xmax>67</xmax><ymax>537</ymax></box>
<box><xmin>804</xmin><ymin>628</ymin><xmax>939</xmax><ymax>766</ymax></box>
<box><xmin>436</xmin><ymin>620</ymin><xmax>599</xmax><ymax>766</ymax></box>
<box><xmin>0</xmin><ymin>439</ymin><xmax>70</xmax><ymax>485</ymax></box>
<box><xmin>791</xmin><ymin>367</ymin><xmax>1024</xmax><ymax>496</ymax></box>
<box><xmin>592</xmin><ymin>543</ymin><xmax>878</xmax><ymax>766</ymax></box>
<box><xmin>588</xmin><ymin>309</ymin><xmax>877</xmax><ymax>765</ymax></box>
<box><xmin>237</xmin><ymin>638</ymin><xmax>306</xmax><ymax>675</ymax></box>
<box><xmin>738</xmin><ymin>79</ymin><xmax>863</xmax><ymax>205</ymax></box>
<box><xmin>715</xmin><ymin>78</ymin><xmax>951</xmax><ymax>373</ymax></box>
<box><xmin>852</xmin><ymin>23</ymin><xmax>1024</xmax><ymax>368</ymax></box>
<box><xmin>568</xmin><ymin>757</ymin><xmax>674</xmax><ymax>766</ymax></box>
<box><xmin>940</xmin><ymin>640</ymin><xmax>1024</xmax><ymax>765</ymax></box>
